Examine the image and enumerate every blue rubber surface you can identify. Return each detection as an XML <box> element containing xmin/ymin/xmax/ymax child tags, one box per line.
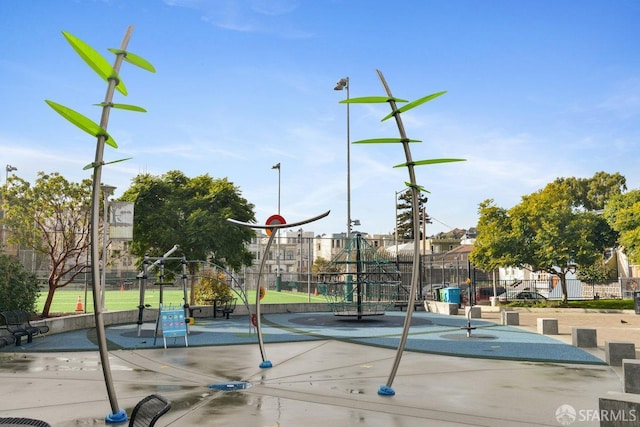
<box><xmin>2</xmin><ymin>311</ymin><xmax>605</xmax><ymax>365</ymax></box>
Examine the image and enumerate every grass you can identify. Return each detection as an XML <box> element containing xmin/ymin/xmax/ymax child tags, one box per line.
<box><xmin>37</xmin><ymin>289</ymin><xmax>637</xmax><ymax>315</ymax></box>
<box><xmin>36</xmin><ymin>288</ymin><xmax>328</xmax><ymax>314</ymax></box>
<box><xmin>502</xmin><ymin>298</ymin><xmax>635</xmax><ymax>310</ymax></box>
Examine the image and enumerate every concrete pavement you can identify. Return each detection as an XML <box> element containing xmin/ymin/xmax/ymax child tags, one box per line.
<box><xmin>0</xmin><ymin>308</ymin><xmax>638</xmax><ymax>426</ymax></box>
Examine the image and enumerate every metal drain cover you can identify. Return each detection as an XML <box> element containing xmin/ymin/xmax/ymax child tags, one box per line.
<box><xmin>209</xmin><ymin>381</ymin><xmax>253</xmax><ymax>391</ymax></box>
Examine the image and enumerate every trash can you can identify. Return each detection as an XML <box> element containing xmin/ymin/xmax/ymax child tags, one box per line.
<box><xmin>441</xmin><ymin>287</ymin><xmax>461</xmax><ymax>305</ymax></box>
<box><xmin>635</xmin><ymin>291</ymin><xmax>640</xmax><ymax>315</ymax></box>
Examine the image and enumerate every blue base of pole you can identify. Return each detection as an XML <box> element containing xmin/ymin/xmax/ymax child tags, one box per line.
<box><xmin>377</xmin><ymin>385</ymin><xmax>395</xmax><ymax>396</ymax></box>
<box><xmin>105</xmin><ymin>409</ymin><xmax>128</xmax><ymax>423</ymax></box>
<box><xmin>259</xmin><ymin>360</ymin><xmax>273</xmax><ymax>368</ymax></box>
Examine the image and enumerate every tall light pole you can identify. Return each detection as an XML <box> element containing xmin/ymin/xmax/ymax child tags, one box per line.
<box><xmin>334</xmin><ymin>77</ymin><xmax>351</xmax><ymax>240</ymax></box>
<box><xmin>100</xmin><ymin>184</ymin><xmax>116</xmax><ymax>311</ymax></box>
<box><xmin>2</xmin><ymin>165</ymin><xmax>17</xmax><ymax>253</ymax></box>
<box><xmin>271</xmin><ymin>163</ymin><xmax>281</xmax><ymax>291</ymax></box>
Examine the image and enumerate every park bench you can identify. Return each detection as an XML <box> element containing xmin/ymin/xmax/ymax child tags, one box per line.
<box><xmin>215</xmin><ymin>297</ymin><xmax>237</xmax><ymax>319</ymax></box>
<box><xmin>394</xmin><ymin>300</ymin><xmax>423</xmax><ymax>312</ymax></box>
<box><xmin>0</xmin><ymin>310</ymin><xmax>49</xmax><ymax>346</ymax></box>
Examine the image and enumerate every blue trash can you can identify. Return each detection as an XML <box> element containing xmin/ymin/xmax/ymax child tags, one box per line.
<box><xmin>442</xmin><ymin>287</ymin><xmax>461</xmax><ymax>304</ymax></box>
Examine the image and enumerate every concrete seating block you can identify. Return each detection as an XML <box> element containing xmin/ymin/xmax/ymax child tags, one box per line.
<box><xmin>571</xmin><ymin>327</ymin><xmax>597</xmax><ymax>348</ymax></box>
<box><xmin>465</xmin><ymin>306</ymin><xmax>482</xmax><ymax>319</ymax></box>
<box><xmin>501</xmin><ymin>311</ymin><xmax>519</xmax><ymax>326</ymax></box>
<box><xmin>423</xmin><ymin>301</ymin><xmax>458</xmax><ymax>315</ymax></box>
<box><xmin>537</xmin><ymin>318</ymin><xmax>558</xmax><ymax>335</ymax></box>
<box><xmin>623</xmin><ymin>359</ymin><xmax>640</xmax><ymax>394</ymax></box>
<box><xmin>599</xmin><ymin>391</ymin><xmax>640</xmax><ymax>426</ymax></box>
<box><xmin>605</xmin><ymin>341</ymin><xmax>637</xmax><ymax>367</ymax></box>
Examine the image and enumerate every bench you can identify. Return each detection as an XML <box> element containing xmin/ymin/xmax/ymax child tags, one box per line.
<box><xmin>215</xmin><ymin>298</ymin><xmax>237</xmax><ymax>319</ymax></box>
<box><xmin>0</xmin><ymin>310</ymin><xmax>49</xmax><ymax>346</ymax></box>
<box><xmin>394</xmin><ymin>301</ymin><xmax>423</xmax><ymax>312</ymax></box>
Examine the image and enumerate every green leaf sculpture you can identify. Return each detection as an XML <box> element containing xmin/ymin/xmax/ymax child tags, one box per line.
<box><xmin>340</xmin><ymin>96</ymin><xmax>408</xmax><ymax>104</ymax></box>
<box><xmin>45</xmin><ymin>100</ymin><xmax>117</xmax><ymax>147</ymax></box>
<box><xmin>46</xmin><ymin>26</ymin><xmax>155</xmax><ymax>424</ymax></box>
<box><xmin>63</xmin><ymin>31</ymin><xmax>127</xmax><ymax>95</ymax></box>
<box><xmin>82</xmin><ymin>157</ymin><xmax>133</xmax><ymax>171</ymax></box>
<box><xmin>108</xmin><ymin>48</ymin><xmax>156</xmax><ymax>73</ymax></box>
<box><xmin>353</xmin><ymin>137</ymin><xmax>422</xmax><ymax>144</ymax></box>
<box><xmin>339</xmin><ymin>69</ymin><xmax>465</xmax><ymax>397</ymax></box>
<box><xmin>94</xmin><ymin>102</ymin><xmax>147</xmax><ymax>112</ymax></box>
<box><xmin>381</xmin><ymin>91</ymin><xmax>447</xmax><ymax>121</ymax></box>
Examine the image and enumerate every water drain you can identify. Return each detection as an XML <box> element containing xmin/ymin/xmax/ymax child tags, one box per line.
<box><xmin>209</xmin><ymin>381</ymin><xmax>252</xmax><ymax>391</ymax></box>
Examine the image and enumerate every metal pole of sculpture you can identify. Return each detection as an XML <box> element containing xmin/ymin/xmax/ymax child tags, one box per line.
<box><xmin>227</xmin><ymin>210</ymin><xmax>330</xmax><ymax>368</ymax></box>
<box><xmin>340</xmin><ymin>69</ymin><xmax>465</xmax><ymax>395</ymax></box>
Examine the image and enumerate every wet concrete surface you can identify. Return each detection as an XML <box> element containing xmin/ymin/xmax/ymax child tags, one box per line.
<box><xmin>0</xmin><ymin>309</ymin><xmax>636</xmax><ymax>426</ymax></box>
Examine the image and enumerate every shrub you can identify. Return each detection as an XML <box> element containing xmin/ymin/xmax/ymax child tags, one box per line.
<box><xmin>0</xmin><ymin>254</ymin><xmax>39</xmax><ymax>313</ymax></box>
<box><xmin>193</xmin><ymin>271</ymin><xmax>233</xmax><ymax>304</ymax></box>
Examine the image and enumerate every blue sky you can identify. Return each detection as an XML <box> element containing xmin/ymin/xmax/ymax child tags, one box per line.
<box><xmin>1</xmin><ymin>0</ymin><xmax>639</xmax><ymax>238</ymax></box>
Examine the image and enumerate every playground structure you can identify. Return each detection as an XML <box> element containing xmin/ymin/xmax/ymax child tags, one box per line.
<box><xmin>133</xmin><ymin>244</ymin><xmax>252</xmax><ymax>341</ymax></box>
<box><xmin>318</xmin><ymin>233</ymin><xmax>401</xmax><ymax>320</ymax></box>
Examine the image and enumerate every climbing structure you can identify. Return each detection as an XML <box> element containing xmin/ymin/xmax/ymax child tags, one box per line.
<box><xmin>318</xmin><ymin>233</ymin><xmax>401</xmax><ymax>319</ymax></box>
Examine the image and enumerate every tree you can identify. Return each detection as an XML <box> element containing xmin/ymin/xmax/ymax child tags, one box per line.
<box><xmin>1</xmin><ymin>172</ymin><xmax>93</xmax><ymax>317</ymax></box>
<box><xmin>576</xmin><ymin>260</ymin><xmax>612</xmax><ymax>288</ymax></box>
<box><xmin>395</xmin><ymin>189</ymin><xmax>429</xmax><ymax>240</ymax></box>
<box><xmin>469</xmin><ymin>200</ymin><xmax>513</xmax><ymax>272</ymax></box>
<box><xmin>120</xmin><ymin>171</ymin><xmax>255</xmax><ymax>304</ymax></box>
<box><xmin>603</xmin><ymin>189</ymin><xmax>640</xmax><ymax>264</ymax></box>
<box><xmin>0</xmin><ymin>254</ymin><xmax>39</xmax><ymax>313</ymax></box>
<box><xmin>312</xmin><ymin>256</ymin><xmax>340</xmax><ymax>275</ymax></box>
<box><xmin>556</xmin><ymin>171</ymin><xmax>626</xmax><ymax>211</ymax></box>
<box><xmin>471</xmin><ymin>173</ymin><xmax>621</xmax><ymax>303</ymax></box>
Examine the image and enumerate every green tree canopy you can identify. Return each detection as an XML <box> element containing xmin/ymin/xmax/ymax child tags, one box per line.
<box><xmin>556</xmin><ymin>171</ymin><xmax>626</xmax><ymax>211</ymax></box>
<box><xmin>1</xmin><ymin>172</ymin><xmax>93</xmax><ymax>317</ymax></box>
<box><xmin>120</xmin><ymin>170</ymin><xmax>256</xmax><ymax>271</ymax></box>
<box><xmin>470</xmin><ymin>172</ymin><xmax>621</xmax><ymax>302</ymax></box>
<box><xmin>468</xmin><ymin>199</ymin><xmax>513</xmax><ymax>272</ymax></box>
<box><xmin>603</xmin><ymin>189</ymin><xmax>640</xmax><ymax>264</ymax></box>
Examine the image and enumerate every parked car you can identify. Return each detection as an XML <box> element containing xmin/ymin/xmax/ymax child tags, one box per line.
<box><xmin>498</xmin><ymin>291</ymin><xmax>547</xmax><ymax>302</ymax></box>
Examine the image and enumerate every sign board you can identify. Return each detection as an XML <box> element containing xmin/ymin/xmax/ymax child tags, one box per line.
<box><xmin>109</xmin><ymin>202</ymin><xmax>134</xmax><ymax>241</ymax></box>
<box><xmin>160</xmin><ymin>305</ymin><xmax>188</xmax><ymax>348</ymax></box>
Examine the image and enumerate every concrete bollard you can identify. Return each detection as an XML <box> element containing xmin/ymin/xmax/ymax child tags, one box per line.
<box><xmin>571</xmin><ymin>327</ymin><xmax>597</xmax><ymax>348</ymax></box>
<box><xmin>599</xmin><ymin>391</ymin><xmax>640</xmax><ymax>426</ymax></box>
<box><xmin>465</xmin><ymin>306</ymin><xmax>482</xmax><ymax>319</ymax></box>
<box><xmin>501</xmin><ymin>311</ymin><xmax>519</xmax><ymax>326</ymax></box>
<box><xmin>605</xmin><ymin>341</ymin><xmax>636</xmax><ymax>367</ymax></box>
<box><xmin>537</xmin><ymin>318</ymin><xmax>558</xmax><ymax>335</ymax></box>
<box><xmin>623</xmin><ymin>359</ymin><xmax>640</xmax><ymax>394</ymax></box>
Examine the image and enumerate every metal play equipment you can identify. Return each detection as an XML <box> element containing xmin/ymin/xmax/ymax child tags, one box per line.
<box><xmin>134</xmin><ymin>244</ymin><xmax>190</xmax><ymax>339</ymax></box>
<box><xmin>227</xmin><ymin>210</ymin><xmax>330</xmax><ymax>369</ymax></box>
<box><xmin>317</xmin><ymin>233</ymin><xmax>401</xmax><ymax>320</ymax></box>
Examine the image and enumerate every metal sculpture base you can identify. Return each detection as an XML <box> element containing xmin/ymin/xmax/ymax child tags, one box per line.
<box><xmin>105</xmin><ymin>409</ymin><xmax>127</xmax><ymax>424</ymax></box>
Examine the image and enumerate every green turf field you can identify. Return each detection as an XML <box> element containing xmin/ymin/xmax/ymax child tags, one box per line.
<box><xmin>36</xmin><ymin>288</ymin><xmax>327</xmax><ymax>314</ymax></box>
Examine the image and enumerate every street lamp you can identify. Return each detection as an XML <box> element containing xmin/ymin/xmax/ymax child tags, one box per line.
<box><xmin>334</xmin><ymin>77</ymin><xmax>351</xmax><ymax>240</ymax></box>
<box><xmin>5</xmin><ymin>164</ymin><xmax>17</xmax><ymax>183</ymax></box>
<box><xmin>100</xmin><ymin>184</ymin><xmax>116</xmax><ymax>311</ymax></box>
<box><xmin>271</xmin><ymin>163</ymin><xmax>281</xmax><ymax>291</ymax></box>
